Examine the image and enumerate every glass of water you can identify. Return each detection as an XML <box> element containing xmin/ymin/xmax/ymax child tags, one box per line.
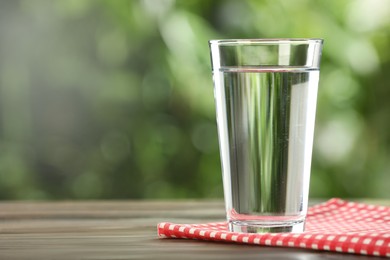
<box><xmin>209</xmin><ymin>39</ymin><xmax>323</xmax><ymax>233</ymax></box>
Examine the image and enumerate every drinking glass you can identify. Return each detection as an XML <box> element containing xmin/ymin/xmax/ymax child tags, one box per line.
<box><xmin>209</xmin><ymin>39</ymin><xmax>323</xmax><ymax>233</ymax></box>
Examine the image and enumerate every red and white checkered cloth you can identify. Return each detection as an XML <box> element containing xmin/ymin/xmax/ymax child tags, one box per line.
<box><xmin>157</xmin><ymin>199</ymin><xmax>390</xmax><ymax>257</ymax></box>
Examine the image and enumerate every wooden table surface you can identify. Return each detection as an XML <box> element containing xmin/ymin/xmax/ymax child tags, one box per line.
<box><xmin>0</xmin><ymin>200</ymin><xmax>386</xmax><ymax>259</ymax></box>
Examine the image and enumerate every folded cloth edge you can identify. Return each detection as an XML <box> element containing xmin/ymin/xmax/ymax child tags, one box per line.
<box><xmin>157</xmin><ymin>199</ymin><xmax>390</xmax><ymax>258</ymax></box>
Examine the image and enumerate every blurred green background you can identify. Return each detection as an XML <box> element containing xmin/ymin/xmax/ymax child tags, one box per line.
<box><xmin>0</xmin><ymin>0</ymin><xmax>389</xmax><ymax>200</ymax></box>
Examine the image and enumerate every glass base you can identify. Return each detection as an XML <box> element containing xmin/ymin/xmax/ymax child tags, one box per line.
<box><xmin>228</xmin><ymin>219</ymin><xmax>305</xmax><ymax>233</ymax></box>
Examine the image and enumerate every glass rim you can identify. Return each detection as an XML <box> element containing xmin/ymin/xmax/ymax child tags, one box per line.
<box><xmin>209</xmin><ymin>38</ymin><xmax>323</xmax><ymax>45</ymax></box>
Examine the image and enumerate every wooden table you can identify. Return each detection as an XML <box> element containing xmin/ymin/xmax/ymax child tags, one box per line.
<box><xmin>0</xmin><ymin>200</ymin><xmax>384</xmax><ymax>259</ymax></box>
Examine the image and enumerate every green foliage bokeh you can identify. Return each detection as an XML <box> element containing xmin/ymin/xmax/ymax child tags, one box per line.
<box><xmin>0</xmin><ymin>0</ymin><xmax>389</xmax><ymax>200</ymax></box>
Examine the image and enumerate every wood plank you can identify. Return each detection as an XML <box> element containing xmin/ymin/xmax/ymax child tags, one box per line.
<box><xmin>0</xmin><ymin>200</ymin><xmax>385</xmax><ymax>259</ymax></box>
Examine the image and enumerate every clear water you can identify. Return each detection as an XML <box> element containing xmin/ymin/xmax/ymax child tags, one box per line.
<box><xmin>213</xmin><ymin>66</ymin><xmax>319</xmax><ymax>231</ymax></box>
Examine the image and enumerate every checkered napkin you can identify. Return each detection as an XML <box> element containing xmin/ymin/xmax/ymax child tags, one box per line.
<box><xmin>157</xmin><ymin>199</ymin><xmax>390</xmax><ymax>257</ymax></box>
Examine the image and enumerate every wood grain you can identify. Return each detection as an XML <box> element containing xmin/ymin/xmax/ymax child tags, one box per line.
<box><xmin>0</xmin><ymin>200</ymin><xmax>383</xmax><ymax>259</ymax></box>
